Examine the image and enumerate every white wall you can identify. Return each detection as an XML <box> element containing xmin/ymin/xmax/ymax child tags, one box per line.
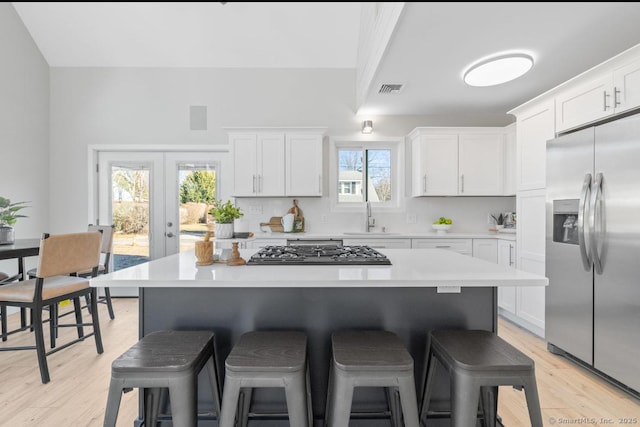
<box><xmin>49</xmin><ymin>67</ymin><xmax>514</xmax><ymax>234</ymax></box>
<box><xmin>0</xmin><ymin>3</ymin><xmax>49</xmax><ymax>274</ymax></box>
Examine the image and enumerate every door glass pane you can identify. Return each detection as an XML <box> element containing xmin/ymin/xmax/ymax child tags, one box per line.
<box><xmin>338</xmin><ymin>149</ymin><xmax>363</xmax><ymax>203</ymax></box>
<box><xmin>367</xmin><ymin>149</ymin><xmax>392</xmax><ymax>202</ymax></box>
<box><xmin>177</xmin><ymin>164</ymin><xmax>216</xmax><ymax>253</ymax></box>
<box><xmin>111</xmin><ymin>165</ymin><xmax>150</xmax><ymax>271</ymax></box>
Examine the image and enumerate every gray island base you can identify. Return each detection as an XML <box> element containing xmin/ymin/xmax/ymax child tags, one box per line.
<box><xmin>93</xmin><ymin>248</ymin><xmax>547</xmax><ymax>426</ymax></box>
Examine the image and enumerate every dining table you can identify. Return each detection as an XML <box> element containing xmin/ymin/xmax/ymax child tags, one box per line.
<box><xmin>0</xmin><ymin>238</ymin><xmax>41</xmax><ymax>328</ymax></box>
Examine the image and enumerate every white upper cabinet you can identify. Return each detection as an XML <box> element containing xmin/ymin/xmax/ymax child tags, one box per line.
<box><xmin>613</xmin><ymin>56</ymin><xmax>640</xmax><ymax>114</ymax></box>
<box><xmin>409</xmin><ymin>128</ymin><xmax>506</xmax><ymax>196</ymax></box>
<box><xmin>515</xmin><ymin>100</ymin><xmax>555</xmax><ymax>191</ymax></box>
<box><xmin>503</xmin><ymin>124</ymin><xmax>516</xmax><ymax>195</ymax></box>
<box><xmin>556</xmin><ymin>52</ymin><xmax>640</xmax><ymax>133</ymax></box>
<box><xmin>555</xmin><ymin>74</ymin><xmax>613</xmax><ymax>133</ymax></box>
<box><xmin>231</xmin><ymin>132</ymin><xmax>285</xmax><ymax>197</ymax></box>
<box><xmin>229</xmin><ymin>128</ymin><xmax>325</xmax><ymax>197</ymax></box>
<box><xmin>286</xmin><ymin>134</ymin><xmax>323</xmax><ymax>196</ymax></box>
<box><xmin>459</xmin><ymin>134</ymin><xmax>504</xmax><ymax>195</ymax></box>
<box><xmin>411</xmin><ymin>134</ymin><xmax>458</xmax><ymax>196</ymax></box>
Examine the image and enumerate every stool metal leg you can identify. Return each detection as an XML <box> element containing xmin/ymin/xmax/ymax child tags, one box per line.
<box><xmin>523</xmin><ymin>376</ymin><xmax>544</xmax><ymax>427</ymax></box>
<box><xmin>397</xmin><ymin>375</ymin><xmax>420</xmax><ymax>427</ymax></box>
<box><xmin>103</xmin><ymin>381</ymin><xmax>124</xmax><ymax>427</ymax></box>
<box><xmin>306</xmin><ymin>361</ymin><xmax>314</xmax><ymax>427</ymax></box>
<box><xmin>205</xmin><ymin>354</ymin><xmax>222</xmax><ymax>418</ymax></box>
<box><xmin>239</xmin><ymin>388</ymin><xmax>253</xmax><ymax>427</ymax></box>
<box><xmin>326</xmin><ymin>372</ymin><xmax>354</xmax><ymax>427</ymax></box>
<box><xmin>419</xmin><ymin>353</ymin><xmax>438</xmax><ymax>422</ymax></box>
<box><xmin>451</xmin><ymin>372</ymin><xmax>481</xmax><ymax>427</ymax></box>
<box><xmin>144</xmin><ymin>387</ymin><xmax>162</xmax><ymax>427</ymax></box>
<box><xmin>220</xmin><ymin>376</ymin><xmax>242</xmax><ymax>427</ymax></box>
<box><xmin>284</xmin><ymin>372</ymin><xmax>310</xmax><ymax>427</ymax></box>
<box><xmin>480</xmin><ymin>386</ymin><xmax>497</xmax><ymax>427</ymax></box>
<box><xmin>169</xmin><ymin>376</ymin><xmax>198</xmax><ymax>427</ymax></box>
<box><xmin>386</xmin><ymin>387</ymin><xmax>401</xmax><ymax>427</ymax></box>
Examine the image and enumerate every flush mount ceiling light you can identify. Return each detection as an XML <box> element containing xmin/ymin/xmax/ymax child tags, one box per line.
<box><xmin>362</xmin><ymin>120</ymin><xmax>373</xmax><ymax>134</ymax></box>
<box><xmin>463</xmin><ymin>53</ymin><xmax>534</xmax><ymax>87</ymax></box>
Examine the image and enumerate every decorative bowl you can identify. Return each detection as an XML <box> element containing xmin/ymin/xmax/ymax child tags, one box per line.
<box><xmin>432</xmin><ymin>224</ymin><xmax>452</xmax><ymax>234</ymax></box>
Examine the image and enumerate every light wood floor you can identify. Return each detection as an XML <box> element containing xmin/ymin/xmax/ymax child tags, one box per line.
<box><xmin>0</xmin><ymin>298</ymin><xmax>638</xmax><ymax>426</ymax></box>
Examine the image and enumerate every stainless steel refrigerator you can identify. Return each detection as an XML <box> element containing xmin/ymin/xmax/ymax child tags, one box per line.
<box><xmin>546</xmin><ymin>112</ymin><xmax>640</xmax><ymax>395</ymax></box>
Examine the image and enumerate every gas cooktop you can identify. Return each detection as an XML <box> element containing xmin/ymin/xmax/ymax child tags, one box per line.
<box><xmin>246</xmin><ymin>245</ymin><xmax>391</xmax><ymax>266</ymax></box>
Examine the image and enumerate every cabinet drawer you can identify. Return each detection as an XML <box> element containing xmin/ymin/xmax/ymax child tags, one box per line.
<box><xmin>247</xmin><ymin>238</ymin><xmax>287</xmax><ymax>249</ymax></box>
<box><xmin>343</xmin><ymin>238</ymin><xmax>411</xmax><ymax>249</ymax></box>
<box><xmin>411</xmin><ymin>239</ymin><xmax>472</xmax><ymax>255</ymax></box>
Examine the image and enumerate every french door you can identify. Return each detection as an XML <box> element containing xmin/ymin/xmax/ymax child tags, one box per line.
<box><xmin>97</xmin><ymin>151</ymin><xmax>222</xmax><ymax>274</ymax></box>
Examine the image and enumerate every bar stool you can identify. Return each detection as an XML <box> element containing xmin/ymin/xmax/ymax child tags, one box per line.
<box><xmin>219</xmin><ymin>331</ymin><xmax>312</xmax><ymax>427</ymax></box>
<box><xmin>420</xmin><ymin>329</ymin><xmax>543</xmax><ymax>427</ymax></box>
<box><xmin>325</xmin><ymin>330</ymin><xmax>420</xmax><ymax>427</ymax></box>
<box><xmin>103</xmin><ymin>330</ymin><xmax>222</xmax><ymax>427</ymax></box>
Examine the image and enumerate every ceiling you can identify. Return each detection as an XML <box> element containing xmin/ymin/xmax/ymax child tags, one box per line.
<box><xmin>12</xmin><ymin>2</ymin><xmax>640</xmax><ymax>124</ymax></box>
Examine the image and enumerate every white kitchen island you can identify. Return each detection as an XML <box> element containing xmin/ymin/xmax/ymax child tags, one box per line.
<box><xmin>93</xmin><ymin>248</ymin><xmax>547</xmax><ymax>427</ymax></box>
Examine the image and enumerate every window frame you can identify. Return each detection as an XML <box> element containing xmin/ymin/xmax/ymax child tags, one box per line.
<box><xmin>329</xmin><ymin>136</ymin><xmax>405</xmax><ymax>213</ymax></box>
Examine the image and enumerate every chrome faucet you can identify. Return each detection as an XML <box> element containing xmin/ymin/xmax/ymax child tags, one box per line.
<box><xmin>366</xmin><ymin>201</ymin><xmax>375</xmax><ymax>232</ymax></box>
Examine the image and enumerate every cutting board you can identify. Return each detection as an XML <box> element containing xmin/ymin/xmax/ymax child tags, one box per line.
<box><xmin>260</xmin><ymin>216</ymin><xmax>284</xmax><ymax>232</ymax></box>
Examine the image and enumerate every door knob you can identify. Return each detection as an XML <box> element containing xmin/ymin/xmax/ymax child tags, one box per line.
<box><xmin>166</xmin><ymin>232</ymin><xmax>175</xmax><ymax>238</ymax></box>
<box><xmin>167</xmin><ymin>222</ymin><xmax>173</xmax><ymax>227</ymax></box>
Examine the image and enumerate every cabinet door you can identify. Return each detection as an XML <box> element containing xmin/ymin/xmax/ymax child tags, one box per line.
<box><xmin>503</xmin><ymin>126</ymin><xmax>516</xmax><ymax>195</ymax></box>
<box><xmin>516</xmin><ymin>101</ymin><xmax>555</xmax><ymax>191</ymax></box>
<box><xmin>286</xmin><ymin>134</ymin><xmax>323</xmax><ymax>196</ymax></box>
<box><xmin>231</xmin><ymin>133</ymin><xmax>258</xmax><ymax>196</ymax></box>
<box><xmin>413</xmin><ymin>134</ymin><xmax>458</xmax><ymax>195</ymax></box>
<box><xmin>556</xmin><ymin>74</ymin><xmax>614</xmax><ymax>132</ymax></box>
<box><xmin>459</xmin><ymin>134</ymin><xmax>504</xmax><ymax>195</ymax></box>
<box><xmin>497</xmin><ymin>240</ymin><xmax>516</xmax><ymax>268</ymax></box>
<box><xmin>613</xmin><ymin>57</ymin><xmax>640</xmax><ymax>114</ymax></box>
<box><xmin>258</xmin><ymin>133</ymin><xmax>286</xmax><ymax>196</ymax></box>
<box><xmin>472</xmin><ymin>239</ymin><xmax>497</xmax><ymax>263</ymax></box>
<box><xmin>497</xmin><ymin>240</ymin><xmax>517</xmax><ymax>314</ymax></box>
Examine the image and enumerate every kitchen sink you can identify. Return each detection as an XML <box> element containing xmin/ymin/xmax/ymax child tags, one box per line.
<box><xmin>343</xmin><ymin>232</ymin><xmax>401</xmax><ymax>236</ymax></box>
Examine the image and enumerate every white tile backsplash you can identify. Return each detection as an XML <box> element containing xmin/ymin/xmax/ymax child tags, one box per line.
<box><xmin>236</xmin><ymin>196</ymin><xmax>515</xmax><ymax>235</ymax></box>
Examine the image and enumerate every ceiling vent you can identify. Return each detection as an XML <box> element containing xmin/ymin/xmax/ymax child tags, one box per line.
<box><xmin>378</xmin><ymin>83</ymin><xmax>404</xmax><ymax>94</ymax></box>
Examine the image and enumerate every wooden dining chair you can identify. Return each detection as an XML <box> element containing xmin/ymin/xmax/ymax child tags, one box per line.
<box><xmin>0</xmin><ymin>231</ymin><xmax>104</xmax><ymax>383</ymax></box>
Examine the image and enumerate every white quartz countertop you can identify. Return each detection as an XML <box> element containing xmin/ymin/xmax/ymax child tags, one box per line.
<box><xmin>92</xmin><ymin>248</ymin><xmax>545</xmax><ymax>290</ymax></box>
<box><xmin>247</xmin><ymin>231</ymin><xmax>516</xmax><ymax>241</ymax></box>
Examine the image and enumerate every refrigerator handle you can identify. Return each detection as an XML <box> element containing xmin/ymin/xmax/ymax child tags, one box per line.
<box><xmin>590</xmin><ymin>172</ymin><xmax>605</xmax><ymax>274</ymax></box>
<box><xmin>578</xmin><ymin>173</ymin><xmax>593</xmax><ymax>271</ymax></box>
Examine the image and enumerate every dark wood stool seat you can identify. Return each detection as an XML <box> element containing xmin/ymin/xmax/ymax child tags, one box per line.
<box><xmin>420</xmin><ymin>329</ymin><xmax>543</xmax><ymax>427</ymax></box>
<box><xmin>325</xmin><ymin>330</ymin><xmax>420</xmax><ymax>427</ymax></box>
<box><xmin>103</xmin><ymin>330</ymin><xmax>221</xmax><ymax>427</ymax></box>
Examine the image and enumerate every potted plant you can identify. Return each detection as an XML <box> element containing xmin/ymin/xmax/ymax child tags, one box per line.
<box><xmin>208</xmin><ymin>199</ymin><xmax>243</xmax><ymax>239</ymax></box>
<box><xmin>491</xmin><ymin>213</ymin><xmax>505</xmax><ymax>230</ymax></box>
<box><xmin>0</xmin><ymin>197</ymin><xmax>29</xmax><ymax>245</ymax></box>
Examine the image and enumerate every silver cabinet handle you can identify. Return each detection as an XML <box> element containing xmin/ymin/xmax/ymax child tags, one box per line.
<box><xmin>603</xmin><ymin>90</ymin><xmax>610</xmax><ymax>111</ymax></box>
<box><xmin>461</xmin><ymin>174</ymin><xmax>465</xmax><ymax>193</ymax></box>
<box><xmin>435</xmin><ymin>245</ymin><xmax>451</xmax><ymax>248</ymax></box>
<box><xmin>590</xmin><ymin>172</ymin><xmax>605</xmax><ymax>274</ymax></box>
<box><xmin>258</xmin><ymin>175</ymin><xmax>262</xmax><ymax>193</ymax></box>
<box><xmin>252</xmin><ymin>175</ymin><xmax>256</xmax><ymax>193</ymax></box>
<box><xmin>578</xmin><ymin>173</ymin><xmax>592</xmax><ymax>271</ymax></box>
<box><xmin>423</xmin><ymin>174</ymin><xmax>427</xmax><ymax>193</ymax></box>
<box><xmin>319</xmin><ymin>175</ymin><xmax>322</xmax><ymax>194</ymax></box>
<box><xmin>614</xmin><ymin>87</ymin><xmax>621</xmax><ymax>107</ymax></box>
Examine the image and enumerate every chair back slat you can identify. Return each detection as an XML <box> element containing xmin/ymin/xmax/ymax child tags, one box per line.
<box><xmin>36</xmin><ymin>232</ymin><xmax>102</xmax><ymax>278</ymax></box>
<box><xmin>88</xmin><ymin>224</ymin><xmax>115</xmax><ymax>254</ymax></box>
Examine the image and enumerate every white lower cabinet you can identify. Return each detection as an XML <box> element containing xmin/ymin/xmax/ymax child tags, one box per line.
<box><xmin>343</xmin><ymin>238</ymin><xmax>411</xmax><ymax>249</ymax></box>
<box><xmin>497</xmin><ymin>240</ymin><xmax>517</xmax><ymax>315</ymax></box>
<box><xmin>471</xmin><ymin>239</ymin><xmax>497</xmax><ymax>263</ymax></box>
<box><xmin>411</xmin><ymin>239</ymin><xmax>472</xmax><ymax>255</ymax></box>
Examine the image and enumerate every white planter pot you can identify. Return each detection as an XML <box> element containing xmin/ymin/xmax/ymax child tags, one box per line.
<box><xmin>0</xmin><ymin>225</ymin><xmax>15</xmax><ymax>245</ymax></box>
<box><xmin>215</xmin><ymin>223</ymin><xmax>234</xmax><ymax>239</ymax></box>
